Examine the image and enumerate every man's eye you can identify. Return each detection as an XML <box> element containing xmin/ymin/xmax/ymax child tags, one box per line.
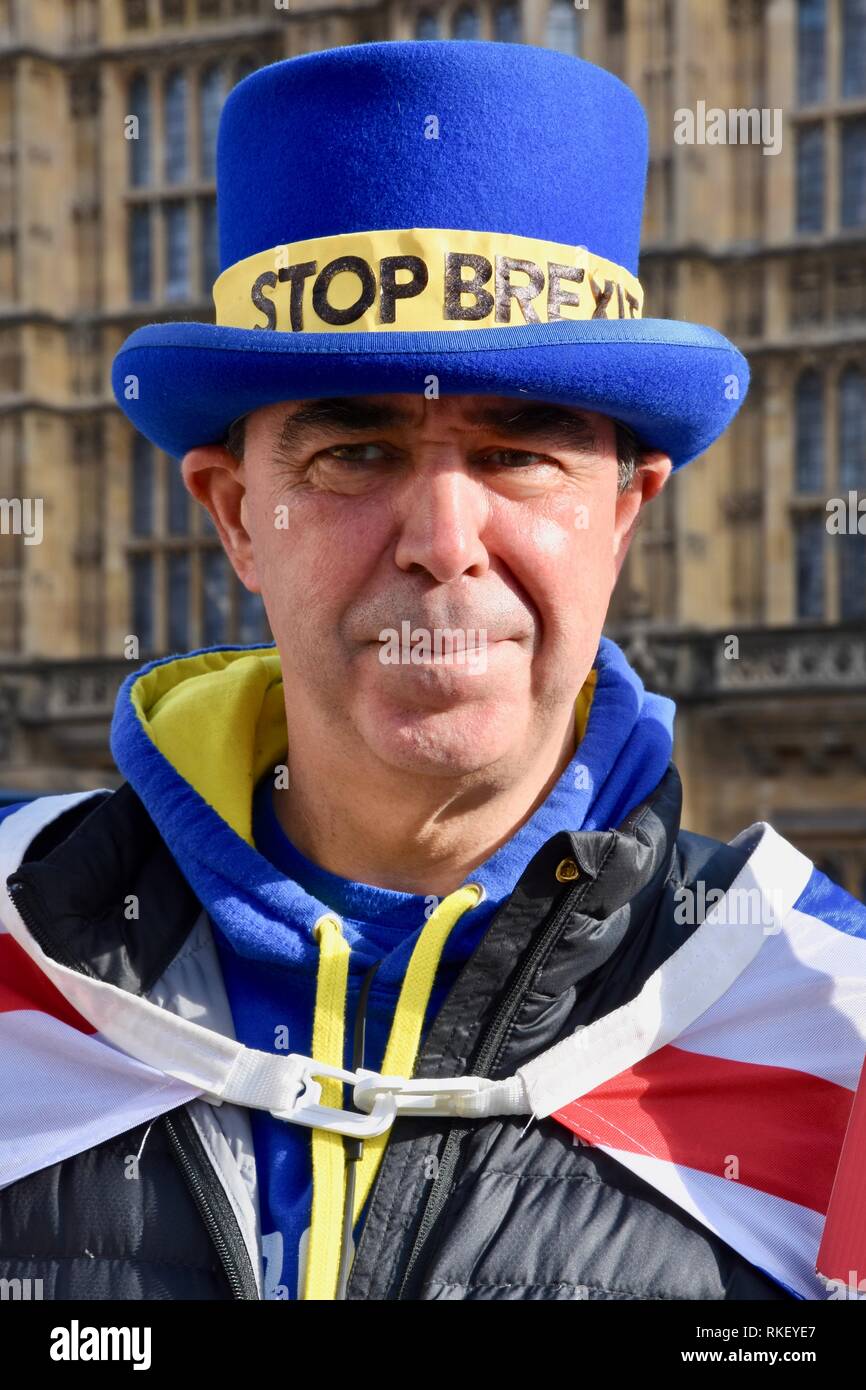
<box><xmin>312</xmin><ymin>444</ymin><xmax>555</xmax><ymax>470</ymax></box>
<box><xmin>482</xmin><ymin>449</ymin><xmax>554</xmax><ymax>468</ymax></box>
<box><xmin>319</xmin><ymin>443</ymin><xmax>390</xmax><ymax>465</ymax></box>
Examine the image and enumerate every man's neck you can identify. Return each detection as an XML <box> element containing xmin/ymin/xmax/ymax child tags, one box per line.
<box><xmin>270</xmin><ymin>713</ymin><xmax>578</xmax><ymax>898</ymax></box>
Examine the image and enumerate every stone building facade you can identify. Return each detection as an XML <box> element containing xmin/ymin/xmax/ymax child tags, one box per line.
<box><xmin>0</xmin><ymin>0</ymin><xmax>863</xmax><ymax>896</ymax></box>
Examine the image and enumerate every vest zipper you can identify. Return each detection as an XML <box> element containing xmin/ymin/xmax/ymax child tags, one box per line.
<box><xmin>336</xmin><ymin>959</ymin><xmax>382</xmax><ymax>1299</ymax></box>
<box><xmin>7</xmin><ymin>877</ymin><xmax>90</xmax><ymax>975</ymax></box>
<box><xmin>163</xmin><ymin>1108</ymin><xmax>259</xmax><ymax>1300</ymax></box>
<box><xmin>396</xmin><ymin>875</ymin><xmax>587</xmax><ymax>1300</ymax></box>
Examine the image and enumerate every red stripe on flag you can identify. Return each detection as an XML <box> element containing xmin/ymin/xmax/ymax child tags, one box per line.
<box><xmin>552</xmin><ymin>1043</ymin><xmax>853</xmax><ymax>1214</ymax></box>
<box><xmin>818</xmin><ymin>1050</ymin><xmax>866</xmax><ymax>1285</ymax></box>
<box><xmin>0</xmin><ymin>933</ymin><xmax>96</xmax><ymax>1033</ymax></box>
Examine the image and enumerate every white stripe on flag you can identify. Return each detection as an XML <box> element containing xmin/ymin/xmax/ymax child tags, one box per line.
<box><xmin>0</xmin><ymin>1010</ymin><xmax>199</xmax><ymax>1189</ymax></box>
<box><xmin>518</xmin><ymin>821</ymin><xmax>814</xmax><ymax>1119</ymax></box>
<box><xmin>675</xmin><ymin>892</ymin><xmax>866</xmax><ymax>1089</ymax></box>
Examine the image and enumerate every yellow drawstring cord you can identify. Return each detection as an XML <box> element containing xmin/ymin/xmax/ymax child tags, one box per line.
<box><xmin>302</xmin><ymin>883</ymin><xmax>484</xmax><ymax>1300</ymax></box>
<box><xmin>302</xmin><ymin>914</ymin><xmax>352</xmax><ymax>1301</ymax></box>
<box><xmin>352</xmin><ymin>884</ymin><xmax>484</xmax><ymax>1224</ymax></box>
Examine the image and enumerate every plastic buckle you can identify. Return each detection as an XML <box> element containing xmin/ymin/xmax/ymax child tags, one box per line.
<box><xmin>270</xmin><ymin>1060</ymin><xmax>398</xmax><ymax>1138</ymax></box>
<box><xmin>353</xmin><ymin>1073</ymin><xmax>490</xmax><ymax>1119</ymax></box>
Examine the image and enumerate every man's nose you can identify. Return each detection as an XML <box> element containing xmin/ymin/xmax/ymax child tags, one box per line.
<box><xmin>392</xmin><ymin>463</ymin><xmax>489</xmax><ymax>583</ymax></box>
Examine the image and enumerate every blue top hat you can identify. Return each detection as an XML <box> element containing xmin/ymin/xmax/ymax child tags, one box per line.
<box><xmin>112</xmin><ymin>40</ymin><xmax>749</xmax><ymax>469</ymax></box>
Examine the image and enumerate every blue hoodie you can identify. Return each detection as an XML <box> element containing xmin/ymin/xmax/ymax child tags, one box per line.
<box><xmin>110</xmin><ymin>634</ymin><xmax>675</xmax><ymax>1298</ymax></box>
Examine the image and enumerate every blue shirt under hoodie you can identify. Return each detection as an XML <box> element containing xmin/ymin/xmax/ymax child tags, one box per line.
<box><xmin>110</xmin><ymin>634</ymin><xmax>675</xmax><ymax>1299</ymax></box>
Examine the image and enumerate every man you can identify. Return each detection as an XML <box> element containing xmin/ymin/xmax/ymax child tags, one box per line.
<box><xmin>1</xmin><ymin>40</ymin><xmax>864</xmax><ymax>1303</ymax></box>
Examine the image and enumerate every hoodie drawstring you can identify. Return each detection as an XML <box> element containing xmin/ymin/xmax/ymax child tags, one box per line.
<box><xmin>303</xmin><ymin>882</ymin><xmax>484</xmax><ymax>1300</ymax></box>
<box><xmin>303</xmin><ymin>914</ymin><xmax>352</xmax><ymax>1301</ymax></box>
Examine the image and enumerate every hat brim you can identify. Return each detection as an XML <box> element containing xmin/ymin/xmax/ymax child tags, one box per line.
<box><xmin>112</xmin><ymin>317</ymin><xmax>749</xmax><ymax>470</ymax></box>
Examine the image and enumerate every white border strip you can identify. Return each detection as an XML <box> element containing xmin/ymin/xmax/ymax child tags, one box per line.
<box><xmin>518</xmin><ymin>822</ymin><xmax>814</xmax><ymax>1118</ymax></box>
<box><xmin>0</xmin><ymin>799</ymin><xmax>322</xmax><ymax>1114</ymax></box>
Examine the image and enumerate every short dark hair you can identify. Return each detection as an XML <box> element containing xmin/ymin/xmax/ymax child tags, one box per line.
<box><xmin>613</xmin><ymin>420</ymin><xmax>644</xmax><ymax>493</ymax></box>
<box><xmin>225</xmin><ymin>411</ymin><xmax>644</xmax><ymax>492</ymax></box>
<box><xmin>225</xmin><ymin>414</ymin><xmax>247</xmax><ymax>462</ymax></box>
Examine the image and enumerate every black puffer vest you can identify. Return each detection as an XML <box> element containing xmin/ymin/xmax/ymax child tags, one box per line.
<box><xmin>0</xmin><ymin>765</ymin><xmax>792</xmax><ymax>1300</ymax></box>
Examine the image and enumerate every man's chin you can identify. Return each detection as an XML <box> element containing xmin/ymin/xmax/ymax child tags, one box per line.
<box><xmin>353</xmin><ymin>696</ymin><xmax>523</xmax><ymax>777</ymax></box>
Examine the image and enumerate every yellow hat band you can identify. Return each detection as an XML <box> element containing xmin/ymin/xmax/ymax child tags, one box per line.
<box><xmin>212</xmin><ymin>226</ymin><xmax>644</xmax><ymax>334</ymax></box>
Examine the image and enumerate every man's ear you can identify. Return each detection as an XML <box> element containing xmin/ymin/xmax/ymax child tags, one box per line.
<box><xmin>180</xmin><ymin>445</ymin><xmax>260</xmax><ymax>591</ymax></box>
<box><xmin>612</xmin><ymin>451</ymin><xmax>673</xmax><ymax>578</ymax></box>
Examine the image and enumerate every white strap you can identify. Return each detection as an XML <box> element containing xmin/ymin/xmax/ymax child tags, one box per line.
<box><xmin>517</xmin><ymin>822</ymin><xmax>813</xmax><ymax>1118</ymax></box>
<box><xmin>1</xmin><ymin>809</ymin><xmax>811</xmax><ymax>1139</ymax></box>
<box><xmin>1</xmin><ymin>866</ymin><xmax>527</xmax><ymax>1135</ymax></box>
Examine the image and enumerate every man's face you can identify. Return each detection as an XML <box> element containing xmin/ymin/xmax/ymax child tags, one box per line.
<box><xmin>182</xmin><ymin>394</ymin><xmax>671</xmax><ymax>779</ymax></box>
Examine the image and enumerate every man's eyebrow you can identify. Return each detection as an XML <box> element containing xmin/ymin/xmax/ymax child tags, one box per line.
<box><xmin>276</xmin><ymin>398</ymin><xmax>414</xmax><ymax>452</ymax></box>
<box><xmin>463</xmin><ymin>402</ymin><xmax>600</xmax><ymax>452</ymax></box>
<box><xmin>274</xmin><ymin>397</ymin><xmax>600</xmax><ymax>454</ymax></box>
